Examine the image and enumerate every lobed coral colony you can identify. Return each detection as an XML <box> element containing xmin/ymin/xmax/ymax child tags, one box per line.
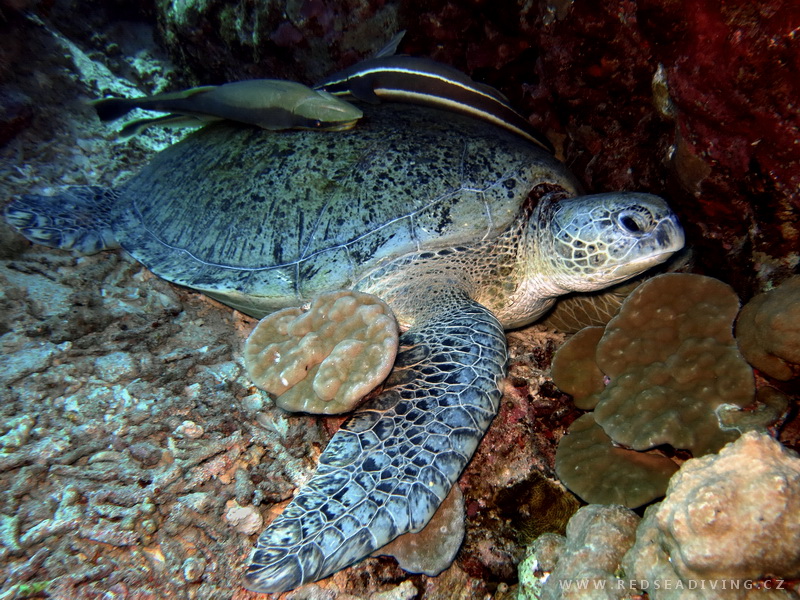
<box><xmin>520</xmin><ymin>433</ymin><xmax>800</xmax><ymax>600</ymax></box>
<box><xmin>552</xmin><ymin>273</ymin><xmax>796</xmax><ymax>508</ymax></box>
<box><xmin>244</xmin><ymin>290</ymin><xmax>399</xmax><ymax>415</ymax></box>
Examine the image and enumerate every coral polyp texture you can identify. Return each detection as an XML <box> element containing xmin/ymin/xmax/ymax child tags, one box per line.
<box><xmin>553</xmin><ymin>273</ymin><xmax>759</xmax><ymax>507</ymax></box>
<box><xmin>622</xmin><ymin>432</ymin><xmax>800</xmax><ymax>595</ymax></box>
<box><xmin>244</xmin><ymin>290</ymin><xmax>398</xmax><ymax>414</ymax></box>
<box><xmin>594</xmin><ymin>273</ymin><xmax>753</xmax><ymax>456</ymax></box>
<box><xmin>735</xmin><ymin>275</ymin><xmax>800</xmax><ymax>381</ymax></box>
<box><xmin>555</xmin><ymin>413</ymin><xmax>679</xmax><ymax>508</ymax></box>
<box><xmin>517</xmin><ymin>504</ymin><xmax>640</xmax><ymax>600</ymax></box>
<box><xmin>524</xmin><ymin>433</ymin><xmax>800</xmax><ymax>600</ymax></box>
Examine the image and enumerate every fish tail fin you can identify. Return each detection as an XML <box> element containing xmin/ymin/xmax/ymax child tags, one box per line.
<box><xmin>4</xmin><ymin>186</ymin><xmax>121</xmax><ymax>254</ymax></box>
<box><xmin>91</xmin><ymin>97</ymin><xmax>136</xmax><ymax>122</ymax></box>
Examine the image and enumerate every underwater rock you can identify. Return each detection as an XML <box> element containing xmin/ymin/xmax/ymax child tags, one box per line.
<box><xmin>736</xmin><ymin>275</ymin><xmax>800</xmax><ymax>381</ymax></box>
<box><xmin>155</xmin><ymin>0</ymin><xmax>401</xmax><ymax>83</ymax></box>
<box><xmin>623</xmin><ymin>432</ymin><xmax>800</xmax><ymax>597</ymax></box>
<box><xmin>518</xmin><ymin>504</ymin><xmax>640</xmax><ymax>600</ymax></box>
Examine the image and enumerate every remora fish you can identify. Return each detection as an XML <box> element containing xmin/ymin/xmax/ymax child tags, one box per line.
<box><xmin>92</xmin><ymin>79</ymin><xmax>363</xmax><ymax>135</ymax></box>
<box><xmin>314</xmin><ymin>40</ymin><xmax>553</xmax><ymax>152</ymax></box>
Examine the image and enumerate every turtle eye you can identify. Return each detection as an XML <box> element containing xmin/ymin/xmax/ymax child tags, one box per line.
<box><xmin>616</xmin><ymin>209</ymin><xmax>652</xmax><ymax>236</ymax></box>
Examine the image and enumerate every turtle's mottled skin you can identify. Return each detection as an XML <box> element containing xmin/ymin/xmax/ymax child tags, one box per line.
<box><xmin>5</xmin><ymin>104</ymin><xmax>684</xmax><ymax>594</ymax></box>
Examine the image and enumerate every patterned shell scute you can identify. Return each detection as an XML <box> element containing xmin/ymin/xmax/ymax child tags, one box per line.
<box><xmin>114</xmin><ymin>104</ymin><xmax>573</xmax><ymax>308</ymax></box>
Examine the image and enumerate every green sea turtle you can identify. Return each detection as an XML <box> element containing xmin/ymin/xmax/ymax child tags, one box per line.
<box><xmin>5</xmin><ymin>103</ymin><xmax>684</xmax><ymax>593</ymax></box>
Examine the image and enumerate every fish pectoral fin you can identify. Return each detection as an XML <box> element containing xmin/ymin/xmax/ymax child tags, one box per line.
<box><xmin>118</xmin><ymin>113</ymin><xmax>212</xmax><ymax>137</ymax></box>
<box><xmin>91</xmin><ymin>96</ymin><xmax>136</xmax><ymax>122</ymax></box>
<box><xmin>347</xmin><ymin>79</ymin><xmax>382</xmax><ymax>104</ymax></box>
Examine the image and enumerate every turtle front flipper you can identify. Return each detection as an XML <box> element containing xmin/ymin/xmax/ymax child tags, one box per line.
<box><xmin>244</xmin><ymin>293</ymin><xmax>507</xmax><ymax>594</ymax></box>
<box><xmin>4</xmin><ymin>185</ymin><xmax>121</xmax><ymax>254</ymax></box>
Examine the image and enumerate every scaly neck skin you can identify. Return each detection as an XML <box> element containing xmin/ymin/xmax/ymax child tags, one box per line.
<box><xmin>357</xmin><ymin>200</ymin><xmax>569</xmax><ymax>331</ymax></box>
<box><xmin>475</xmin><ymin>200</ymin><xmax>570</xmax><ymax>329</ymax></box>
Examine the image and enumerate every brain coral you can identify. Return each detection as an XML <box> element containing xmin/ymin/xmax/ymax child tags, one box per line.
<box><xmin>623</xmin><ymin>432</ymin><xmax>800</xmax><ymax>592</ymax></box>
<box><xmin>735</xmin><ymin>275</ymin><xmax>800</xmax><ymax>381</ymax></box>
<box><xmin>244</xmin><ymin>290</ymin><xmax>398</xmax><ymax>414</ymax></box>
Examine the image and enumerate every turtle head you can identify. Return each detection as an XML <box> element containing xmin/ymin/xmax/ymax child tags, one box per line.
<box><xmin>532</xmin><ymin>192</ymin><xmax>684</xmax><ymax>293</ymax></box>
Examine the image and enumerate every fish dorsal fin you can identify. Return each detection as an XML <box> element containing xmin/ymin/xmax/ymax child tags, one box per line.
<box><xmin>375</xmin><ymin>30</ymin><xmax>406</xmax><ymax>58</ymax></box>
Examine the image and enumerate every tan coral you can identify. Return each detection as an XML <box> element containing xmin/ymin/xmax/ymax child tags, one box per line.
<box><xmin>555</xmin><ymin>413</ymin><xmax>679</xmax><ymax>508</ymax></box>
<box><xmin>518</xmin><ymin>504</ymin><xmax>640</xmax><ymax>600</ymax></box>
<box><xmin>244</xmin><ymin>290</ymin><xmax>398</xmax><ymax>414</ymax></box>
<box><xmin>736</xmin><ymin>275</ymin><xmax>800</xmax><ymax>381</ymax></box>
<box><xmin>657</xmin><ymin>432</ymin><xmax>800</xmax><ymax>580</ymax></box>
<box><xmin>622</xmin><ymin>432</ymin><xmax>800</xmax><ymax>597</ymax></box>
<box><xmin>550</xmin><ymin>326</ymin><xmax>605</xmax><ymax>410</ymax></box>
<box><xmin>593</xmin><ymin>273</ymin><xmax>755</xmax><ymax>456</ymax></box>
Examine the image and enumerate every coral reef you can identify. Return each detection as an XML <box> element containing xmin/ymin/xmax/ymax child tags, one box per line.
<box><xmin>521</xmin><ymin>433</ymin><xmax>800</xmax><ymax>600</ymax></box>
<box><xmin>244</xmin><ymin>290</ymin><xmax>398</xmax><ymax>415</ymax></box>
<box><xmin>155</xmin><ymin>0</ymin><xmax>401</xmax><ymax>84</ymax></box>
<box><xmin>622</xmin><ymin>432</ymin><xmax>800</xmax><ymax>599</ymax></box>
<box><xmin>530</xmin><ymin>0</ymin><xmax>800</xmax><ymax>294</ymax></box>
<box><xmin>554</xmin><ymin>413</ymin><xmax>679</xmax><ymax>508</ymax></box>
<box><xmin>736</xmin><ymin>276</ymin><xmax>800</xmax><ymax>381</ymax></box>
<box><xmin>553</xmin><ymin>273</ymin><xmax>761</xmax><ymax>507</ymax></box>
<box><xmin>518</xmin><ymin>504</ymin><xmax>640</xmax><ymax>600</ymax></box>
<box><xmin>1</xmin><ymin>0</ymin><xmax>799</xmax><ymax>597</ymax></box>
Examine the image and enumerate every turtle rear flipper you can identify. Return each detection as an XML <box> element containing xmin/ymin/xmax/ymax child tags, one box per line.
<box><xmin>5</xmin><ymin>185</ymin><xmax>121</xmax><ymax>254</ymax></box>
<box><xmin>244</xmin><ymin>291</ymin><xmax>507</xmax><ymax>593</ymax></box>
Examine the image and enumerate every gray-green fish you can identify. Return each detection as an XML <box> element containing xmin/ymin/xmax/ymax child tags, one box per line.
<box><xmin>92</xmin><ymin>79</ymin><xmax>363</xmax><ymax>135</ymax></box>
